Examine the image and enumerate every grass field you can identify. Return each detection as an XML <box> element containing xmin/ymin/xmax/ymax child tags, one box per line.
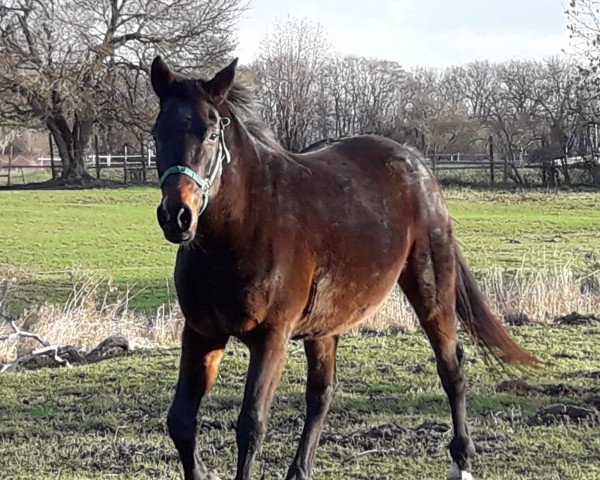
<box><xmin>1</xmin><ymin>187</ymin><xmax>599</xmax><ymax>479</ymax></box>
<box><xmin>1</xmin><ymin>325</ymin><xmax>599</xmax><ymax>479</ymax></box>
<box><xmin>0</xmin><ymin>187</ymin><xmax>599</xmax><ymax>314</ymax></box>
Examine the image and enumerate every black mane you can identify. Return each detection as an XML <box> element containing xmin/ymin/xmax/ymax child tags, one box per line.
<box><xmin>224</xmin><ymin>81</ymin><xmax>286</xmax><ymax>154</ymax></box>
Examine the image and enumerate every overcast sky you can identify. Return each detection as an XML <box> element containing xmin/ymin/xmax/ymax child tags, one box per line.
<box><xmin>234</xmin><ymin>0</ymin><xmax>570</xmax><ymax>67</ymax></box>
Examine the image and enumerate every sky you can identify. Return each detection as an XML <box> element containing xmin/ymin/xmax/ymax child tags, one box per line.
<box><xmin>234</xmin><ymin>0</ymin><xmax>570</xmax><ymax>67</ymax></box>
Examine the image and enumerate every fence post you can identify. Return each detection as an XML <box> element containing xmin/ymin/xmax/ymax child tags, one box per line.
<box><xmin>123</xmin><ymin>145</ymin><xmax>129</xmax><ymax>184</ymax></box>
<box><xmin>519</xmin><ymin>148</ymin><xmax>524</xmax><ymax>167</ymax></box>
<box><xmin>94</xmin><ymin>134</ymin><xmax>101</xmax><ymax>179</ymax></box>
<box><xmin>488</xmin><ymin>135</ymin><xmax>495</xmax><ymax>186</ymax></box>
<box><xmin>7</xmin><ymin>145</ymin><xmax>13</xmax><ymax>186</ymax></box>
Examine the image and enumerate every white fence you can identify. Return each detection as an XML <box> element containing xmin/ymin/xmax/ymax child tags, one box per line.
<box><xmin>36</xmin><ymin>152</ymin><xmax>156</xmax><ymax>168</ymax></box>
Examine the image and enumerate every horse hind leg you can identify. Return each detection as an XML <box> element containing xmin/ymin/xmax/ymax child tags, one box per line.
<box><xmin>399</xmin><ymin>234</ymin><xmax>475</xmax><ymax>480</ymax></box>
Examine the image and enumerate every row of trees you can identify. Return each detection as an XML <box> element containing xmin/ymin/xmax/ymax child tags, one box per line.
<box><xmin>2</xmin><ymin>2</ymin><xmax>600</xmax><ymax>186</ymax></box>
<box><xmin>251</xmin><ymin>18</ymin><xmax>600</xmax><ymax>186</ymax></box>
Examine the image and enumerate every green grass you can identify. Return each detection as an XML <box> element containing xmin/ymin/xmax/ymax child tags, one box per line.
<box><xmin>0</xmin><ymin>187</ymin><xmax>599</xmax><ymax>313</ymax></box>
<box><xmin>1</xmin><ymin>326</ymin><xmax>599</xmax><ymax>479</ymax></box>
<box><xmin>445</xmin><ymin>190</ymin><xmax>600</xmax><ymax>271</ymax></box>
<box><xmin>0</xmin><ymin>188</ymin><xmax>177</xmax><ymax>312</ymax></box>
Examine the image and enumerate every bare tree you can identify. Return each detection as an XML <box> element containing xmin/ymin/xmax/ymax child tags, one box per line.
<box><xmin>325</xmin><ymin>56</ymin><xmax>403</xmax><ymax>138</ymax></box>
<box><xmin>399</xmin><ymin>68</ymin><xmax>475</xmax><ymax>156</ymax></box>
<box><xmin>252</xmin><ymin>17</ymin><xmax>330</xmax><ymax>152</ymax></box>
<box><xmin>0</xmin><ymin>0</ymin><xmax>248</xmax><ymax>180</ymax></box>
<box><xmin>566</xmin><ymin>0</ymin><xmax>600</xmax><ymax>185</ymax></box>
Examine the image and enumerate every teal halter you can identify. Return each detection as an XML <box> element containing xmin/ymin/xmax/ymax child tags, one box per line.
<box><xmin>158</xmin><ymin>165</ymin><xmax>209</xmax><ymax>190</ymax></box>
<box><xmin>158</xmin><ymin>117</ymin><xmax>231</xmax><ymax>215</ymax></box>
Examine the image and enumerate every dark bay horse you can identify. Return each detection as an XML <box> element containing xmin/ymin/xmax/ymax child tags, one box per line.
<box><xmin>150</xmin><ymin>56</ymin><xmax>538</xmax><ymax>480</ymax></box>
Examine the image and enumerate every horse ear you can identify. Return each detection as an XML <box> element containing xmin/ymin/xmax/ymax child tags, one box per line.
<box><xmin>151</xmin><ymin>56</ymin><xmax>175</xmax><ymax>98</ymax></box>
<box><xmin>205</xmin><ymin>58</ymin><xmax>238</xmax><ymax>103</ymax></box>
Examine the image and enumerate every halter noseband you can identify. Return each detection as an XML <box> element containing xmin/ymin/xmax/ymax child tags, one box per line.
<box><xmin>158</xmin><ymin>117</ymin><xmax>231</xmax><ymax>215</ymax></box>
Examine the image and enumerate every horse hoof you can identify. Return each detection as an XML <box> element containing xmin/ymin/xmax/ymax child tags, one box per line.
<box><xmin>447</xmin><ymin>462</ymin><xmax>474</xmax><ymax>480</ymax></box>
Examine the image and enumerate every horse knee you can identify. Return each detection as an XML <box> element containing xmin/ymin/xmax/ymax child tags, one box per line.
<box><xmin>308</xmin><ymin>381</ymin><xmax>335</xmax><ymax>406</ymax></box>
<box><xmin>236</xmin><ymin>411</ymin><xmax>266</xmax><ymax>446</ymax></box>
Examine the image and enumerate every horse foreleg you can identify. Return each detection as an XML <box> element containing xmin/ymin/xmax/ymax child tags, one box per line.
<box><xmin>168</xmin><ymin>326</ymin><xmax>228</xmax><ymax>480</ymax></box>
<box><xmin>235</xmin><ymin>330</ymin><xmax>288</xmax><ymax>480</ymax></box>
<box><xmin>285</xmin><ymin>336</ymin><xmax>338</xmax><ymax>480</ymax></box>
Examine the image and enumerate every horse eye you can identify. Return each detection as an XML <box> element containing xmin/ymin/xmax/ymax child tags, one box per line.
<box><xmin>207</xmin><ymin>132</ymin><xmax>219</xmax><ymax>142</ymax></box>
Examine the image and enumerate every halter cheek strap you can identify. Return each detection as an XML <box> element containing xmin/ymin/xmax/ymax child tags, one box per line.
<box><xmin>158</xmin><ymin>117</ymin><xmax>232</xmax><ymax>216</ymax></box>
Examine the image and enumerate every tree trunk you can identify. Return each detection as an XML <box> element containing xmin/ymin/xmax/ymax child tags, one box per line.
<box><xmin>591</xmin><ymin>161</ymin><xmax>600</xmax><ymax>188</ymax></box>
<box><xmin>46</xmin><ymin>115</ymin><xmax>93</xmax><ymax>181</ymax></box>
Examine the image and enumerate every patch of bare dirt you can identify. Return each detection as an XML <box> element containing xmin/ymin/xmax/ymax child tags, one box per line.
<box><xmin>321</xmin><ymin>419</ymin><xmax>506</xmax><ymax>457</ymax></box>
<box><xmin>504</xmin><ymin>311</ymin><xmax>534</xmax><ymax>326</ymax></box>
<box><xmin>80</xmin><ymin>443</ymin><xmax>178</xmax><ymax>471</ymax></box>
<box><xmin>527</xmin><ymin>404</ymin><xmax>600</xmax><ymax>426</ymax></box>
<box><xmin>496</xmin><ymin>380</ymin><xmax>594</xmax><ymax>397</ymax></box>
<box><xmin>554</xmin><ymin>312</ymin><xmax>600</xmax><ymax>326</ymax></box>
<box><xmin>0</xmin><ymin>177</ymin><xmax>130</xmax><ymax>191</ymax></box>
<box><xmin>563</xmin><ymin>370</ymin><xmax>600</xmax><ymax>380</ymax></box>
<box><xmin>496</xmin><ymin>379</ymin><xmax>534</xmax><ymax>396</ymax></box>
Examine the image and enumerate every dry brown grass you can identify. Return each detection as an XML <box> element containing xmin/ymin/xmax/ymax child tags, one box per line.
<box><xmin>1</xmin><ymin>265</ymin><xmax>599</xmax><ymax>363</ymax></box>
<box><xmin>364</xmin><ymin>265</ymin><xmax>600</xmax><ymax>332</ymax></box>
<box><xmin>0</xmin><ymin>276</ymin><xmax>183</xmax><ymax>364</ymax></box>
<box><xmin>480</xmin><ymin>266</ymin><xmax>600</xmax><ymax>323</ymax></box>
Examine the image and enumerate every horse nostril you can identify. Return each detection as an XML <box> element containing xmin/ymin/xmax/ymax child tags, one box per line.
<box><xmin>176</xmin><ymin>206</ymin><xmax>192</xmax><ymax>232</ymax></box>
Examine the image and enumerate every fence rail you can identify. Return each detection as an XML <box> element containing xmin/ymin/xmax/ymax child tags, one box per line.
<box><xmin>0</xmin><ymin>149</ymin><xmax>158</xmax><ymax>185</ymax></box>
<box><xmin>36</xmin><ymin>153</ymin><xmax>155</xmax><ymax>168</ymax></box>
<box><xmin>1</xmin><ymin>149</ymin><xmax>597</xmax><ymax>187</ymax></box>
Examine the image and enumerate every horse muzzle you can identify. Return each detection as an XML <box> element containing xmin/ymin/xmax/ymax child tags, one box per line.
<box><xmin>157</xmin><ymin>198</ymin><xmax>197</xmax><ymax>244</ymax></box>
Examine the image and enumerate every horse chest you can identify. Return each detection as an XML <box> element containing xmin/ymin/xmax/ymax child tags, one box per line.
<box><xmin>174</xmin><ymin>247</ymin><xmax>280</xmax><ymax>337</ymax></box>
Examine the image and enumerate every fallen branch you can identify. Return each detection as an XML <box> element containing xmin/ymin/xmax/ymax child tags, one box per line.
<box><xmin>31</xmin><ymin>345</ymin><xmax>71</xmax><ymax>367</ymax></box>
<box><xmin>1</xmin><ymin>335</ymin><xmax>130</xmax><ymax>372</ymax></box>
<box><xmin>0</xmin><ymin>279</ymin><xmax>131</xmax><ymax>372</ymax></box>
<box><xmin>0</xmin><ymin>319</ymin><xmax>51</xmax><ymax>347</ymax></box>
<box><xmin>0</xmin><ymin>279</ymin><xmax>52</xmax><ymax>350</ymax></box>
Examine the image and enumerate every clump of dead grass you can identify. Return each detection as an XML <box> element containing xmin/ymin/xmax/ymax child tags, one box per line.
<box><xmin>0</xmin><ymin>276</ymin><xmax>183</xmax><ymax>364</ymax></box>
<box><xmin>365</xmin><ymin>265</ymin><xmax>600</xmax><ymax>332</ymax></box>
<box><xmin>2</xmin><ymin>263</ymin><xmax>599</xmax><ymax>363</ymax></box>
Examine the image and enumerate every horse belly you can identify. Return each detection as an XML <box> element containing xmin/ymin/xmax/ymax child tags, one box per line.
<box><xmin>294</xmin><ymin>262</ymin><xmax>402</xmax><ymax>338</ymax></box>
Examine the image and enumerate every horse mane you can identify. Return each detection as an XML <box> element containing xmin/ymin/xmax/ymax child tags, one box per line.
<box><xmin>223</xmin><ymin>80</ymin><xmax>312</xmax><ymax>172</ymax></box>
<box><xmin>224</xmin><ymin>81</ymin><xmax>287</xmax><ymax>155</ymax></box>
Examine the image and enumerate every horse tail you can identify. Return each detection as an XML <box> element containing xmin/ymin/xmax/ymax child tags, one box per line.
<box><xmin>454</xmin><ymin>247</ymin><xmax>540</xmax><ymax>366</ymax></box>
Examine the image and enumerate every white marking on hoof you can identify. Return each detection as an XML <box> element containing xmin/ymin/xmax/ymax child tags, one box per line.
<box><xmin>447</xmin><ymin>462</ymin><xmax>474</xmax><ymax>480</ymax></box>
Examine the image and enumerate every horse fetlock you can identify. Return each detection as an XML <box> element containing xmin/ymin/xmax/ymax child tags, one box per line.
<box><xmin>286</xmin><ymin>465</ymin><xmax>310</xmax><ymax>480</ymax></box>
<box><xmin>449</xmin><ymin>435</ymin><xmax>475</xmax><ymax>470</ymax></box>
<box><xmin>447</xmin><ymin>462</ymin><xmax>474</xmax><ymax>480</ymax></box>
